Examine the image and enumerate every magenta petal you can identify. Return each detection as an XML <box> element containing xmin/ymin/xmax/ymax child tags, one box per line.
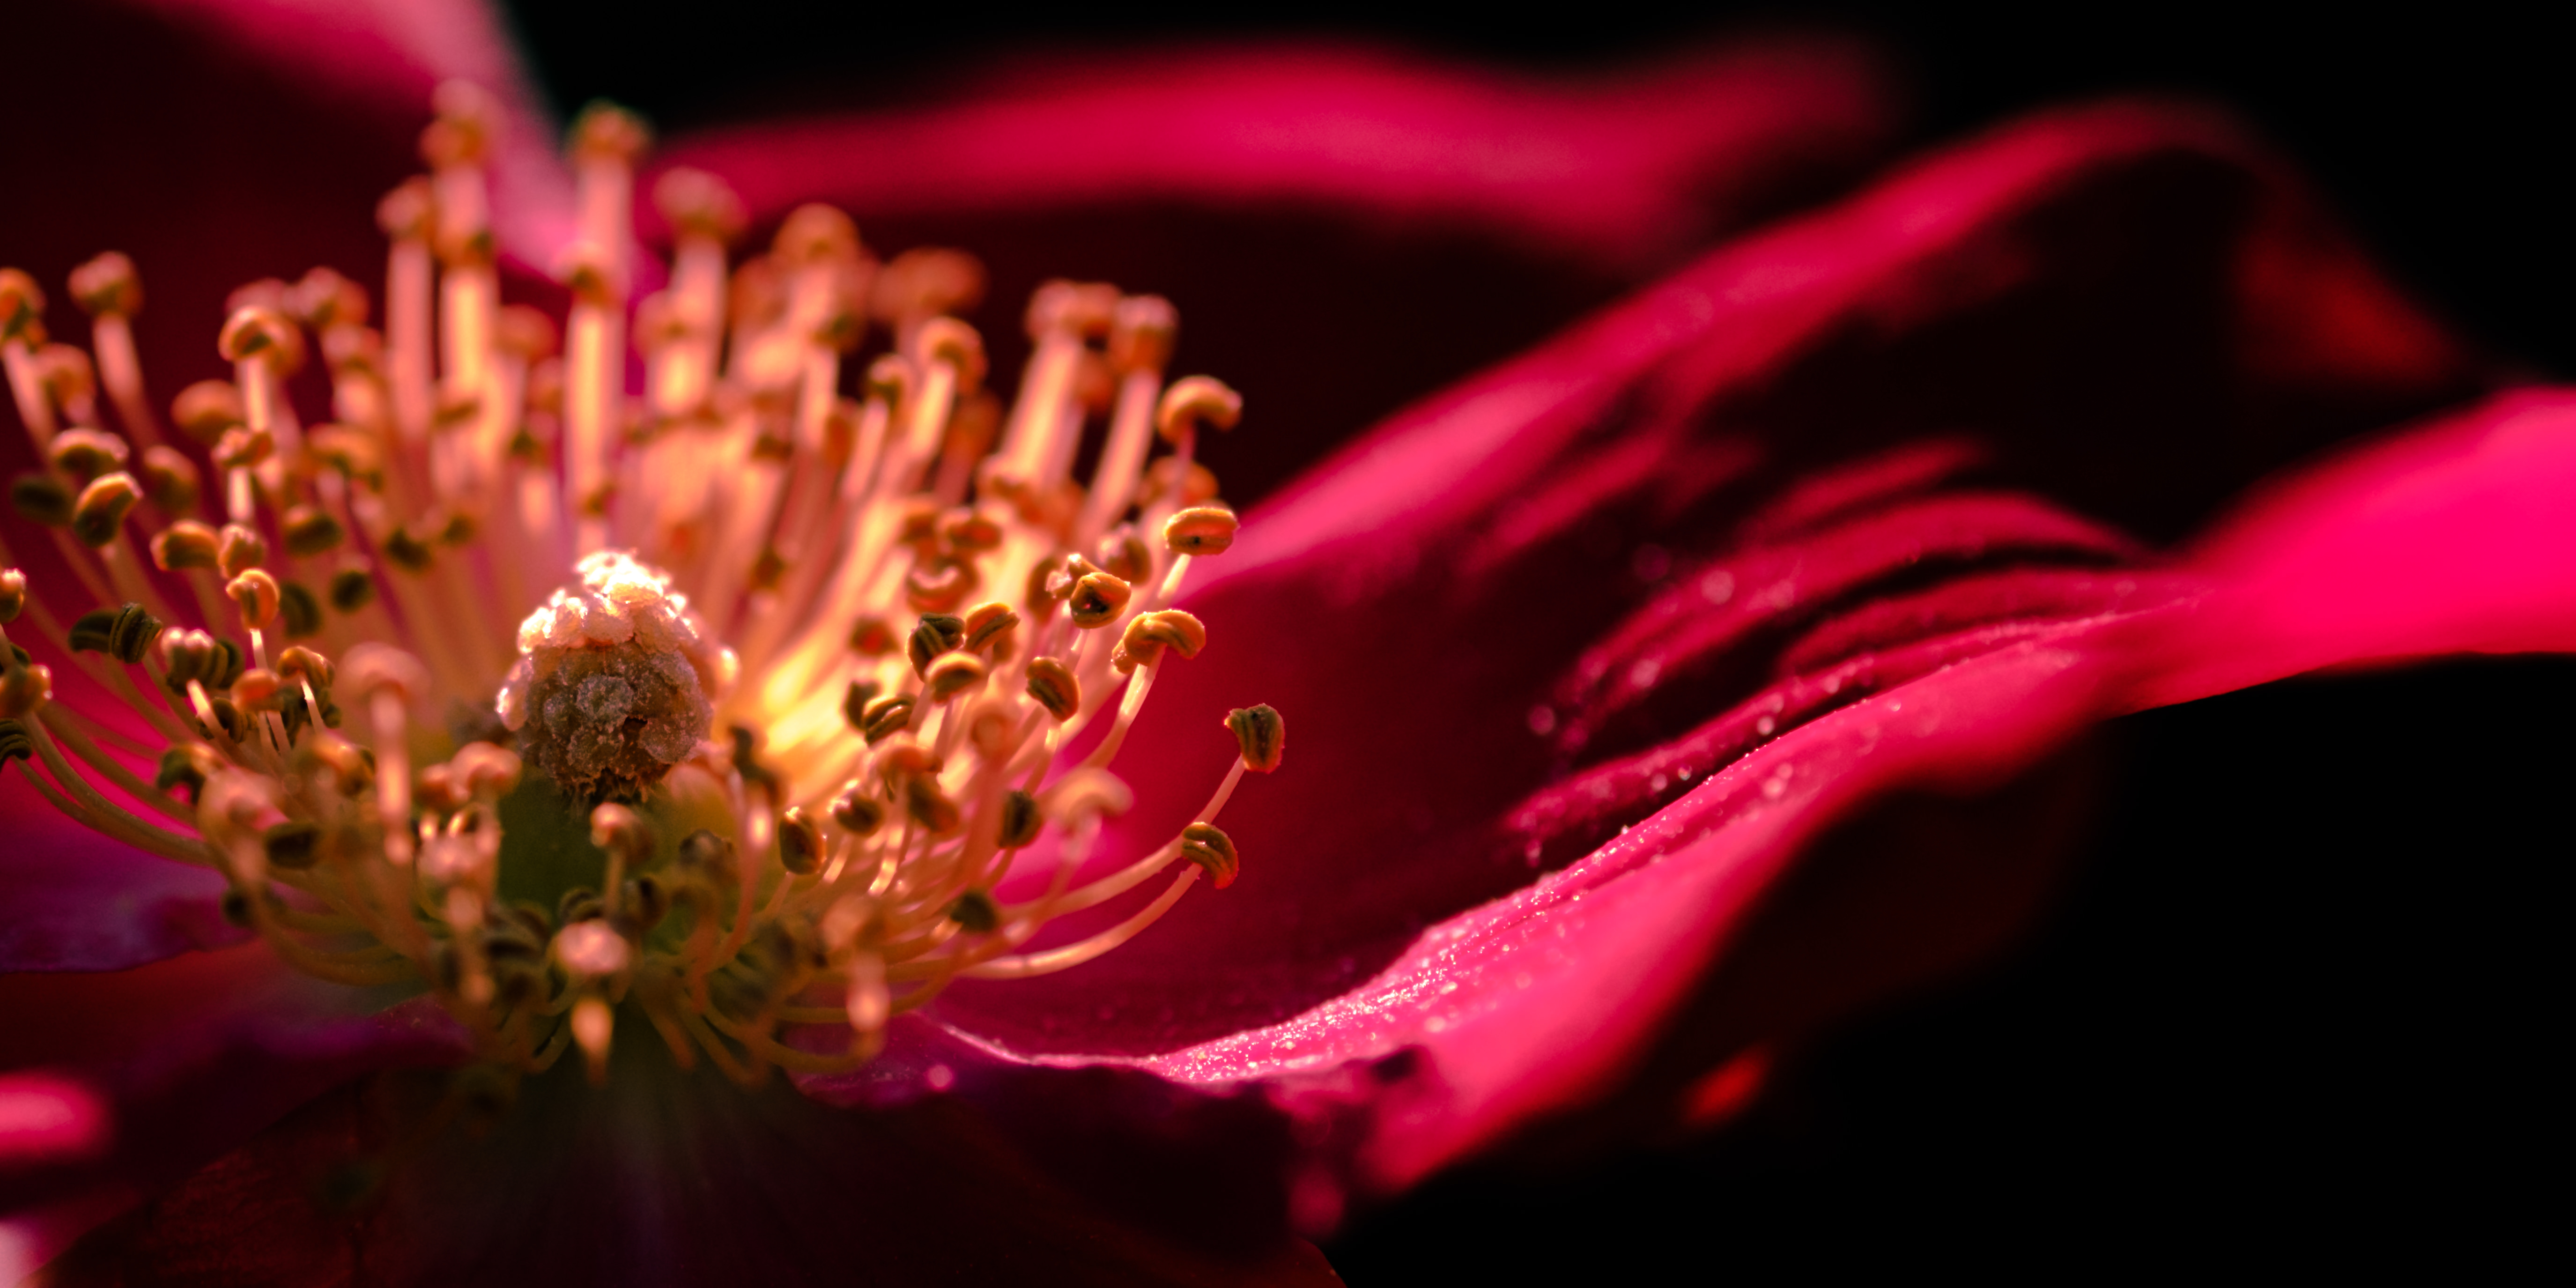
<box><xmin>915</xmin><ymin>96</ymin><xmax>2505</xmax><ymax>1217</ymax></box>
<box><xmin>656</xmin><ymin>38</ymin><xmax>1896</xmax><ymax>270</ymax></box>
<box><xmin>1143</xmin><ymin>634</ymin><xmax>2118</xmax><ymax>1193</ymax></box>
<box><xmin>2134</xmin><ymin>389</ymin><xmax>2576</xmax><ymax>704</ymax></box>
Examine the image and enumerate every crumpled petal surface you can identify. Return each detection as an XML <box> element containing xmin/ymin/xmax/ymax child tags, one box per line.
<box><xmin>904</xmin><ymin>99</ymin><xmax>2494</xmax><ymax>1211</ymax></box>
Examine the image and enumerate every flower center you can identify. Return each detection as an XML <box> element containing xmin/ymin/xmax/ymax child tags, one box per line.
<box><xmin>0</xmin><ymin>84</ymin><xmax>1283</xmax><ymax>1109</ymax></box>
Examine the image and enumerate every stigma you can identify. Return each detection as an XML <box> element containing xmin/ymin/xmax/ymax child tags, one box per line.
<box><xmin>0</xmin><ymin>83</ymin><xmax>1282</xmax><ymax>1103</ymax></box>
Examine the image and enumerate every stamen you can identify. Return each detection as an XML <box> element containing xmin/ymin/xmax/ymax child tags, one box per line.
<box><xmin>3</xmin><ymin>83</ymin><xmax>1290</xmax><ymax>1110</ymax></box>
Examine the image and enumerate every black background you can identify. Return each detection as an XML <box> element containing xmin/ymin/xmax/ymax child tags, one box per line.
<box><xmin>420</xmin><ymin>3</ymin><xmax>2576</xmax><ymax>1277</ymax></box>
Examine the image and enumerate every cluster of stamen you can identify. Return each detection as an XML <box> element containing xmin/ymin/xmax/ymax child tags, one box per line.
<box><xmin>0</xmin><ymin>83</ymin><xmax>1282</xmax><ymax>1107</ymax></box>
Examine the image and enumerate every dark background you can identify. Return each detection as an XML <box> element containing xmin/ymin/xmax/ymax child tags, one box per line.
<box><xmin>437</xmin><ymin>3</ymin><xmax>2576</xmax><ymax>1277</ymax></box>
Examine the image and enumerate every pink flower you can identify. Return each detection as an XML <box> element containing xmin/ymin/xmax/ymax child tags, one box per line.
<box><xmin>4</xmin><ymin>2</ymin><xmax>2570</xmax><ymax>1282</ymax></box>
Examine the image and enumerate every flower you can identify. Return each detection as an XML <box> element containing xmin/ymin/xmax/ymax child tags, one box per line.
<box><xmin>6</xmin><ymin>3</ymin><xmax>2574</xmax><ymax>1283</ymax></box>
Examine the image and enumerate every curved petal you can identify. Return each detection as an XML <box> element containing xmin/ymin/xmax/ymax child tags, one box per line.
<box><xmin>655</xmin><ymin>37</ymin><xmax>1898</xmax><ymax>273</ymax></box>
<box><xmin>899</xmin><ymin>97</ymin><xmax>2499</xmax><ymax>1218</ymax></box>
<box><xmin>2135</xmin><ymin>390</ymin><xmax>2576</xmax><ymax>703</ymax></box>
<box><xmin>927</xmin><ymin>97</ymin><xmax>2473</xmax><ymax>1058</ymax></box>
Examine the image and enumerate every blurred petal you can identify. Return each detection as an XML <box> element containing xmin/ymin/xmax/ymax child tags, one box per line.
<box><xmin>0</xmin><ymin>947</ymin><xmax>466</xmax><ymax>1255</ymax></box>
<box><xmin>914</xmin><ymin>98</ymin><xmax>2489</xmax><ymax>1212</ymax></box>
<box><xmin>2139</xmin><ymin>390</ymin><xmax>2576</xmax><ymax>703</ymax></box>
<box><xmin>658</xmin><ymin>38</ymin><xmax>1898</xmax><ymax>273</ymax></box>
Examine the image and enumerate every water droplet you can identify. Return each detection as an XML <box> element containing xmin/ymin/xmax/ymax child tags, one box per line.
<box><xmin>1700</xmin><ymin>569</ymin><xmax>1735</xmax><ymax>604</ymax></box>
<box><xmin>1629</xmin><ymin>658</ymin><xmax>1661</xmax><ymax>688</ymax></box>
<box><xmin>1755</xmin><ymin>715</ymin><xmax>1777</xmax><ymax>736</ymax></box>
<box><xmin>1526</xmin><ymin>704</ymin><xmax>1557</xmax><ymax>736</ymax></box>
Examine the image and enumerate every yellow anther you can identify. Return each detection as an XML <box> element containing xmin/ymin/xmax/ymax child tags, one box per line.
<box><xmin>904</xmin><ymin>556</ymin><xmax>979</xmax><ymax>613</ymax></box>
<box><xmin>216</xmin><ymin>524</ymin><xmax>267</xmax><ymax>577</ymax></box>
<box><xmin>848</xmin><ymin>616</ymin><xmax>897</xmax><ymax>657</ymax></box>
<box><xmin>1096</xmin><ymin>527</ymin><xmax>1151</xmax><ymax>583</ymax></box>
<box><xmin>139</xmin><ymin>447</ymin><xmax>199</xmax><ymax>513</ymax></box>
<box><xmin>230</xmin><ymin>668</ymin><xmax>283</xmax><ymax>709</ymax></box>
<box><xmin>154</xmin><ymin>742</ymin><xmax>226</xmax><ymax>801</ymax></box>
<box><xmin>306</xmin><ymin>425</ymin><xmax>383</xmax><ymax>483</ymax></box>
<box><xmin>0</xmin><ymin>269</ymin><xmax>45</xmax><ymax>340</ymax></box>
<box><xmin>1114</xmin><ymin>609</ymin><xmax>1207</xmax><ymax>673</ymax></box>
<box><xmin>69</xmin><ymin>252</ymin><xmax>141</xmax><ymax>317</ymax></box>
<box><xmin>938</xmin><ymin>508</ymin><xmax>1003</xmax><ymax>554</ymax></box>
<box><xmin>151</xmin><ymin>522</ymin><xmax>219</xmax><ymax>571</ymax></box>
<box><xmin>227</xmin><ymin>569</ymin><xmax>281</xmax><ymax>630</ymax></box>
<box><xmin>556</xmin><ymin>242</ymin><xmax>618</xmax><ymax>306</ymax></box>
<box><xmin>906</xmin><ymin>776</ymin><xmax>961</xmax><ymax>836</ymax></box>
<box><xmin>947</xmin><ymin>890</ymin><xmax>1001</xmax><ymax>933</ymax></box>
<box><xmin>1067</xmin><ymin>570</ymin><xmax>1133</xmax><ymax>629</ymax></box>
<box><xmin>496</xmin><ymin>304</ymin><xmax>558</xmax><ymax>360</ymax></box>
<box><xmin>998</xmin><ymin>790</ymin><xmax>1042</xmax><ymax>849</ymax></box>
<box><xmin>218</xmin><ymin>305</ymin><xmax>305</xmax><ymax>376</ymax></box>
<box><xmin>452</xmin><ymin>742</ymin><xmax>523</xmax><ymax>798</ymax></box>
<box><xmin>1025</xmin><ymin>280</ymin><xmax>1119</xmax><ymax>340</ymax></box>
<box><xmin>5</xmin><ymin>476</ymin><xmax>67</xmax><ymax>527</ymax></box>
<box><xmin>69</xmin><ymin>603</ymin><xmax>162</xmax><ymax>664</ymax></box>
<box><xmin>912</xmin><ymin>317</ymin><xmax>987</xmax><ymax>392</ymax></box>
<box><xmin>870</xmin><ymin>247</ymin><xmax>985</xmax><ymax>326</ymax></box>
<box><xmin>38</xmin><ymin>347</ymin><xmax>97</xmax><ymax>410</ymax></box>
<box><xmin>841</xmin><ymin>679</ymin><xmax>881</xmax><ymax>733</ymax></box>
<box><xmin>556</xmin><ymin>921</ymin><xmax>629</xmax><ymax>977</ymax></box>
<box><xmin>71</xmin><ymin>473</ymin><xmax>141</xmax><ymax>547</ymax></box>
<box><xmin>962</xmin><ymin>601</ymin><xmax>1020</xmax><ymax>656</ymax></box>
<box><xmin>293</xmin><ymin>733</ymin><xmax>374</xmax><ymax>793</ymax></box>
<box><xmin>653</xmin><ymin>167</ymin><xmax>745</xmax><ymax>242</ymax></box>
<box><xmin>1155</xmin><ymin>375</ymin><xmax>1241</xmax><ymax>444</ymax></box>
<box><xmin>1038</xmin><ymin>766</ymin><xmax>1133</xmax><ymax>821</ymax></box>
<box><xmin>774</xmin><ymin>204</ymin><xmax>861</xmax><ymax>266</ymax></box>
<box><xmin>170</xmin><ymin>380</ymin><xmax>244</xmax><ymax>444</ymax></box>
<box><xmin>831</xmin><ymin>782</ymin><xmax>888</xmax><ymax>836</ymax></box>
<box><xmin>779</xmin><ymin>805</ymin><xmax>825</xmax><ymax>876</ymax></box>
<box><xmin>1024</xmin><ymin>656</ymin><xmax>1081</xmax><ymax>721</ymax></box>
<box><xmin>281</xmin><ymin>505</ymin><xmax>346</xmax><ymax>556</ymax></box>
<box><xmin>923</xmin><ymin>652</ymin><xmax>988</xmax><ymax>703</ymax></box>
<box><xmin>0</xmin><ymin>568</ymin><xmax>22</xmax><ymax>622</ymax></box>
<box><xmin>1227</xmin><ymin>704</ymin><xmax>1286</xmax><ymax>773</ymax></box>
<box><xmin>210</xmin><ymin>426</ymin><xmax>274</xmax><ymax>474</ymax></box>
<box><xmin>0</xmin><ymin>659</ymin><xmax>50</xmax><ymax>719</ymax></box>
<box><xmin>570</xmin><ymin>100</ymin><xmax>651</xmax><ymax>163</ymax></box>
<box><xmin>589</xmin><ymin>803</ymin><xmax>654</xmax><ymax>863</ymax></box>
<box><xmin>276</xmin><ymin>644</ymin><xmax>334</xmax><ymax>688</ymax></box>
<box><xmin>287</xmin><ymin>266</ymin><xmax>369</xmax><ymax>330</ymax></box>
<box><xmin>1107</xmin><ymin>295</ymin><xmax>1178</xmax><ymax>375</ymax></box>
<box><xmin>963</xmin><ymin>696</ymin><xmax>1016</xmax><ymax>759</ymax></box>
<box><xmin>341</xmin><ymin>643</ymin><xmax>429</xmax><ymax>704</ymax></box>
<box><xmin>1179</xmin><ymin>822</ymin><xmax>1240</xmax><ymax>888</ymax></box>
<box><xmin>907</xmin><ymin>613</ymin><xmax>966</xmax><ymax>678</ymax></box>
<box><xmin>859</xmin><ymin>694</ymin><xmax>915</xmax><ymax>745</ymax></box>
<box><xmin>1163</xmin><ymin>506</ymin><xmax>1240</xmax><ymax>556</ymax></box>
